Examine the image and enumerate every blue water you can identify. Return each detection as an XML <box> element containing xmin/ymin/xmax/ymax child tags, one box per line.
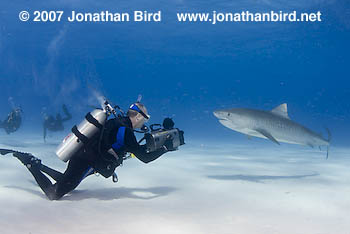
<box><xmin>0</xmin><ymin>1</ymin><xmax>349</xmax><ymax>146</ymax></box>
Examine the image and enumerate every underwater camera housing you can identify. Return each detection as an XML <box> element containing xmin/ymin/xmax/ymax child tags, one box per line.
<box><xmin>143</xmin><ymin>118</ymin><xmax>185</xmax><ymax>153</ymax></box>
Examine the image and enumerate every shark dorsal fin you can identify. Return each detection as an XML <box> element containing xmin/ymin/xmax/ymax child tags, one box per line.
<box><xmin>271</xmin><ymin>103</ymin><xmax>290</xmax><ymax>119</ymax></box>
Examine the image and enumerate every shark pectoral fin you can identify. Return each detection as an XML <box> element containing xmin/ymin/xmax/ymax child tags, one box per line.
<box><xmin>254</xmin><ymin>129</ymin><xmax>280</xmax><ymax>145</ymax></box>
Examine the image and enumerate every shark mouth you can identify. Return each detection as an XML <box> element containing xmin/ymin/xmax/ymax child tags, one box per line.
<box><xmin>218</xmin><ymin>119</ymin><xmax>231</xmax><ymax>127</ymax></box>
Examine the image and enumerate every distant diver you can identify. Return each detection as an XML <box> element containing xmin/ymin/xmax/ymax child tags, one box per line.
<box><xmin>42</xmin><ymin>104</ymin><xmax>72</xmax><ymax>142</ymax></box>
<box><xmin>0</xmin><ymin>98</ymin><xmax>184</xmax><ymax>200</ymax></box>
<box><xmin>213</xmin><ymin>103</ymin><xmax>331</xmax><ymax>158</ymax></box>
<box><xmin>0</xmin><ymin>107</ymin><xmax>22</xmax><ymax>134</ymax></box>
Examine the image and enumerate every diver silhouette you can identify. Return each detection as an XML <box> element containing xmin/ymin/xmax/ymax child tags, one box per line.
<box><xmin>0</xmin><ymin>107</ymin><xmax>22</xmax><ymax>134</ymax></box>
<box><xmin>1</xmin><ymin>102</ymin><xmax>175</xmax><ymax>200</ymax></box>
<box><xmin>42</xmin><ymin>104</ymin><xmax>72</xmax><ymax>142</ymax></box>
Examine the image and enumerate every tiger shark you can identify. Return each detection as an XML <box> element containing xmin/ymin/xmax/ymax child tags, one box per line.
<box><xmin>213</xmin><ymin>104</ymin><xmax>331</xmax><ymax>157</ymax></box>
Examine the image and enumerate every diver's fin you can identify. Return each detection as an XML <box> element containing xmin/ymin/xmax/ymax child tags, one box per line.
<box><xmin>254</xmin><ymin>129</ymin><xmax>280</xmax><ymax>145</ymax></box>
<box><xmin>0</xmin><ymin>148</ymin><xmax>17</xmax><ymax>155</ymax></box>
<box><xmin>271</xmin><ymin>103</ymin><xmax>290</xmax><ymax>119</ymax></box>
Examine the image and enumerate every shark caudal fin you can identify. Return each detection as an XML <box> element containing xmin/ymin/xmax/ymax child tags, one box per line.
<box><xmin>325</xmin><ymin>127</ymin><xmax>331</xmax><ymax>159</ymax></box>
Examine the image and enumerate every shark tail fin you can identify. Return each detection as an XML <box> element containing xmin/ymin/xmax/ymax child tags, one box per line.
<box><xmin>325</xmin><ymin>127</ymin><xmax>332</xmax><ymax>143</ymax></box>
<box><xmin>325</xmin><ymin>127</ymin><xmax>331</xmax><ymax>160</ymax></box>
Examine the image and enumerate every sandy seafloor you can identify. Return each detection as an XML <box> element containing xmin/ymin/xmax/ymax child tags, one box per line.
<box><xmin>0</xmin><ymin>132</ymin><xmax>349</xmax><ymax>234</ymax></box>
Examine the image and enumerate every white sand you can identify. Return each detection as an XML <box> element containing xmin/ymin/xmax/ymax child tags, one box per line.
<box><xmin>0</xmin><ymin>133</ymin><xmax>349</xmax><ymax>234</ymax></box>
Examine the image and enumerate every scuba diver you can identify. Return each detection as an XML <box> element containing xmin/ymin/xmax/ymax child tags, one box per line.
<box><xmin>0</xmin><ymin>107</ymin><xmax>22</xmax><ymax>134</ymax></box>
<box><xmin>0</xmin><ymin>100</ymin><xmax>177</xmax><ymax>200</ymax></box>
<box><xmin>42</xmin><ymin>104</ymin><xmax>72</xmax><ymax>142</ymax></box>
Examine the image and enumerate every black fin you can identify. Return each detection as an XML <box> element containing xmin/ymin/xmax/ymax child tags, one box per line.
<box><xmin>254</xmin><ymin>129</ymin><xmax>280</xmax><ymax>145</ymax></box>
<box><xmin>0</xmin><ymin>148</ymin><xmax>17</xmax><ymax>155</ymax></box>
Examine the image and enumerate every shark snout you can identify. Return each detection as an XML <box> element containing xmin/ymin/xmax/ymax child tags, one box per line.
<box><xmin>213</xmin><ymin>110</ymin><xmax>223</xmax><ymax>119</ymax></box>
<box><xmin>214</xmin><ymin>110</ymin><xmax>230</xmax><ymax>120</ymax></box>
<box><xmin>213</xmin><ymin>111</ymin><xmax>219</xmax><ymax>118</ymax></box>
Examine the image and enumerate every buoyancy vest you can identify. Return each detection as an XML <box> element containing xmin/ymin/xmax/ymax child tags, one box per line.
<box><xmin>89</xmin><ymin>117</ymin><xmax>129</xmax><ymax>178</ymax></box>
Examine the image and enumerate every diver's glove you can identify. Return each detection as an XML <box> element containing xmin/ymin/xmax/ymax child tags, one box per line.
<box><xmin>163</xmin><ymin>137</ymin><xmax>176</xmax><ymax>151</ymax></box>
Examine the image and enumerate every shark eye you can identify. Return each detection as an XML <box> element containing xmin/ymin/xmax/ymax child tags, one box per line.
<box><xmin>227</xmin><ymin>113</ymin><xmax>230</xmax><ymax>116</ymax></box>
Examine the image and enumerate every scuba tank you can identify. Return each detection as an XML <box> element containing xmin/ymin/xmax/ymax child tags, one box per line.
<box><xmin>55</xmin><ymin>100</ymin><xmax>117</xmax><ymax>162</ymax></box>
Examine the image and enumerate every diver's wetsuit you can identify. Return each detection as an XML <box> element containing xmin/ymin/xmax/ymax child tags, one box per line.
<box><xmin>20</xmin><ymin>117</ymin><xmax>167</xmax><ymax>200</ymax></box>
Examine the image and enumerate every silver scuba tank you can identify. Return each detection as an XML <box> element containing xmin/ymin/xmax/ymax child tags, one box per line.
<box><xmin>55</xmin><ymin>109</ymin><xmax>107</xmax><ymax>162</ymax></box>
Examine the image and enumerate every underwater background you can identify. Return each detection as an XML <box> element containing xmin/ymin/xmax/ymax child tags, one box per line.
<box><xmin>0</xmin><ymin>0</ymin><xmax>349</xmax><ymax>147</ymax></box>
<box><xmin>0</xmin><ymin>1</ymin><xmax>350</xmax><ymax>234</ymax></box>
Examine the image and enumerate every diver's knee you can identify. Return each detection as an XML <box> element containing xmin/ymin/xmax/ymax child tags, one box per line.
<box><xmin>45</xmin><ymin>186</ymin><xmax>63</xmax><ymax>201</ymax></box>
<box><xmin>47</xmin><ymin>192</ymin><xmax>63</xmax><ymax>201</ymax></box>
<box><xmin>47</xmin><ymin>194</ymin><xmax>57</xmax><ymax>201</ymax></box>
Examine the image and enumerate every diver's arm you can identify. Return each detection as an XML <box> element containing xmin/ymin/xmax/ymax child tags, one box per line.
<box><xmin>125</xmin><ymin>129</ymin><xmax>167</xmax><ymax>163</ymax></box>
<box><xmin>130</xmin><ymin>144</ymin><xmax>167</xmax><ymax>163</ymax></box>
<box><xmin>61</xmin><ymin>104</ymin><xmax>72</xmax><ymax>122</ymax></box>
